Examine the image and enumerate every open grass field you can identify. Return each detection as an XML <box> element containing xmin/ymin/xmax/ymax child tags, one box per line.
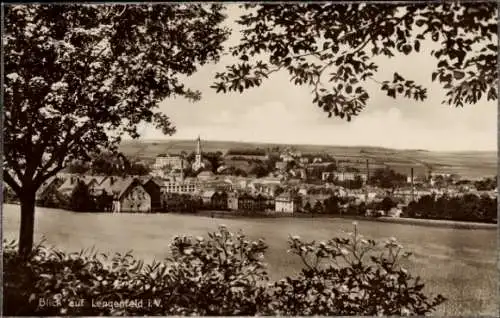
<box><xmin>119</xmin><ymin>139</ymin><xmax>497</xmax><ymax>179</ymax></box>
<box><xmin>2</xmin><ymin>204</ymin><xmax>497</xmax><ymax>316</ymax></box>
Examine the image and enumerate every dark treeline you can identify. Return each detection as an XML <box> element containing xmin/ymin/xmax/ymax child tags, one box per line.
<box><xmin>302</xmin><ymin>192</ymin><xmax>497</xmax><ymax>224</ymax></box>
<box><xmin>68</xmin><ymin>181</ymin><xmax>114</xmax><ymax>212</ymax></box>
<box><xmin>67</xmin><ymin>152</ymin><xmax>151</xmax><ymax>176</ymax></box>
<box><xmin>473</xmin><ymin>177</ymin><xmax>497</xmax><ymax>191</ymax></box>
<box><xmin>303</xmin><ymin>195</ymin><xmax>397</xmax><ymax>217</ymax></box>
<box><xmin>163</xmin><ymin>193</ymin><xmax>200</xmax><ymax>213</ymax></box>
<box><xmin>405</xmin><ymin>194</ymin><xmax>497</xmax><ymax>223</ymax></box>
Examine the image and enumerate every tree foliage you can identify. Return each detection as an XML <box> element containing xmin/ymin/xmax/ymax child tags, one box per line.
<box><xmin>369</xmin><ymin>168</ymin><xmax>407</xmax><ymax>191</ymax></box>
<box><xmin>379</xmin><ymin>196</ymin><xmax>397</xmax><ymax>213</ymax></box>
<box><xmin>67</xmin><ymin>160</ymin><xmax>90</xmax><ymax>174</ymax></box>
<box><xmin>330</xmin><ymin>175</ymin><xmax>364</xmax><ymax>190</ymax></box>
<box><xmin>69</xmin><ymin>180</ymin><xmax>93</xmax><ymax>212</ymax></box>
<box><xmin>128</xmin><ymin>162</ymin><xmax>151</xmax><ymax>176</ymax></box>
<box><xmin>249</xmin><ymin>162</ymin><xmax>270</xmax><ymax>178</ymax></box>
<box><xmin>5</xmin><ymin>4</ymin><xmax>229</xmax><ymax>189</ymax></box>
<box><xmin>164</xmin><ymin>193</ymin><xmax>199</xmax><ymax>213</ymax></box>
<box><xmin>323</xmin><ymin>195</ymin><xmax>341</xmax><ymax>214</ymax></box>
<box><xmin>212</xmin><ymin>3</ymin><xmax>497</xmax><ymax>120</ymax></box>
<box><xmin>202</xmin><ymin>151</ymin><xmax>224</xmax><ymax>173</ymax></box>
<box><xmin>406</xmin><ymin>193</ymin><xmax>497</xmax><ymax>223</ymax></box>
<box><xmin>4</xmin><ymin>4</ymin><xmax>229</xmax><ymax>254</ymax></box>
<box><xmin>3</xmin><ymin>185</ymin><xmax>19</xmax><ymax>204</ymax></box>
<box><xmin>473</xmin><ymin>177</ymin><xmax>497</xmax><ymax>191</ymax></box>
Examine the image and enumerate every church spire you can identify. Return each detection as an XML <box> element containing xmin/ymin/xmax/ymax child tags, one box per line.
<box><xmin>193</xmin><ymin>135</ymin><xmax>203</xmax><ymax>171</ymax></box>
<box><xmin>196</xmin><ymin>135</ymin><xmax>202</xmax><ymax>155</ymax></box>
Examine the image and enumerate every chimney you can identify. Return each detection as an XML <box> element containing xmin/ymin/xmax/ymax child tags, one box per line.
<box><xmin>411</xmin><ymin>167</ymin><xmax>415</xmax><ymax>202</ymax></box>
<box><xmin>366</xmin><ymin>159</ymin><xmax>370</xmax><ymax>182</ymax></box>
<box><xmin>364</xmin><ymin>159</ymin><xmax>369</xmax><ymax>202</ymax></box>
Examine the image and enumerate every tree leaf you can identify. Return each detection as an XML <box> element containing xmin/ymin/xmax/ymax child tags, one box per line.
<box><xmin>414</xmin><ymin>40</ymin><xmax>420</xmax><ymax>52</ymax></box>
<box><xmin>437</xmin><ymin>60</ymin><xmax>449</xmax><ymax>68</ymax></box>
<box><xmin>453</xmin><ymin>71</ymin><xmax>465</xmax><ymax>80</ymax></box>
<box><xmin>393</xmin><ymin>72</ymin><xmax>404</xmax><ymax>83</ymax></box>
<box><xmin>402</xmin><ymin>44</ymin><xmax>412</xmax><ymax>55</ymax></box>
<box><xmin>387</xmin><ymin>89</ymin><xmax>396</xmax><ymax>98</ymax></box>
<box><xmin>415</xmin><ymin>19</ymin><xmax>426</xmax><ymax>27</ymax></box>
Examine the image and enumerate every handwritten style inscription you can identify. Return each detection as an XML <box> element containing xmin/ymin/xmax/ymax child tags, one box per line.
<box><xmin>38</xmin><ymin>296</ymin><xmax>162</xmax><ymax>310</ymax></box>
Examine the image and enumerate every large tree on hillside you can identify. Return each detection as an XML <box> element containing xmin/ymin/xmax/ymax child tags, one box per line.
<box><xmin>369</xmin><ymin>168</ymin><xmax>407</xmax><ymax>193</ymax></box>
<box><xmin>203</xmin><ymin>151</ymin><xmax>224</xmax><ymax>173</ymax></box>
<box><xmin>89</xmin><ymin>151</ymin><xmax>150</xmax><ymax>176</ymax></box>
<box><xmin>212</xmin><ymin>3</ymin><xmax>497</xmax><ymax>119</ymax></box>
<box><xmin>4</xmin><ymin>4</ymin><xmax>229</xmax><ymax>256</ymax></box>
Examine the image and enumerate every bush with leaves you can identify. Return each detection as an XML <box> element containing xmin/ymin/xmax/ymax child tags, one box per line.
<box><xmin>3</xmin><ymin>225</ymin><xmax>445</xmax><ymax>316</ymax></box>
<box><xmin>267</xmin><ymin>224</ymin><xmax>445</xmax><ymax>316</ymax></box>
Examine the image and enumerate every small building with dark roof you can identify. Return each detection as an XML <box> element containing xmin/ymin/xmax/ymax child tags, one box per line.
<box><xmin>98</xmin><ymin>177</ymin><xmax>151</xmax><ymax>213</ymax></box>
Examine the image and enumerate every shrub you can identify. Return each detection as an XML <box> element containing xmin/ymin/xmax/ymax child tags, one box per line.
<box><xmin>267</xmin><ymin>224</ymin><xmax>446</xmax><ymax>316</ymax></box>
<box><xmin>3</xmin><ymin>225</ymin><xmax>446</xmax><ymax>316</ymax></box>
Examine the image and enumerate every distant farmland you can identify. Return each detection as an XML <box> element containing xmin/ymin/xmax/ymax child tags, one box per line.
<box><xmin>119</xmin><ymin>139</ymin><xmax>496</xmax><ymax>179</ymax></box>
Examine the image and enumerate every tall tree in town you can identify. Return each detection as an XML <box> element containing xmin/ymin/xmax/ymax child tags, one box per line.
<box><xmin>369</xmin><ymin>168</ymin><xmax>407</xmax><ymax>193</ymax></box>
<box><xmin>3</xmin><ymin>4</ymin><xmax>229</xmax><ymax>256</ymax></box>
<box><xmin>213</xmin><ymin>3</ymin><xmax>497</xmax><ymax>118</ymax></box>
<box><xmin>69</xmin><ymin>180</ymin><xmax>93</xmax><ymax>212</ymax></box>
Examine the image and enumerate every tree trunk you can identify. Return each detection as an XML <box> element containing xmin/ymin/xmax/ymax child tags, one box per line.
<box><xmin>19</xmin><ymin>190</ymin><xmax>36</xmax><ymax>258</ymax></box>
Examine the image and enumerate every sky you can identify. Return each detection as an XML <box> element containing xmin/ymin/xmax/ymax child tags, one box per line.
<box><xmin>134</xmin><ymin>4</ymin><xmax>497</xmax><ymax>152</ymax></box>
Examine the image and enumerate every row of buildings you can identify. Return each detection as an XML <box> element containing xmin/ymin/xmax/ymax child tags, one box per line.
<box><xmin>35</xmin><ymin>172</ymin><xmax>304</xmax><ymax>213</ymax></box>
<box><xmin>34</xmin><ymin>168</ymin><xmax>495</xmax><ymax>215</ymax></box>
<box><xmin>151</xmin><ymin>137</ymin><xmax>477</xmax><ymax>192</ymax></box>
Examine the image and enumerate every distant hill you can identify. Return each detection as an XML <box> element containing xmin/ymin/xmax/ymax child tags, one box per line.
<box><xmin>119</xmin><ymin>139</ymin><xmax>497</xmax><ymax>179</ymax></box>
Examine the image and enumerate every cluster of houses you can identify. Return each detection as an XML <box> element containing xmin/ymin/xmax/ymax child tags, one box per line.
<box><xmin>36</xmin><ymin>174</ymin><xmax>163</xmax><ymax>213</ymax></box>
<box><xmin>34</xmin><ymin>172</ymin><xmax>299</xmax><ymax>213</ymax></box>
<box><xmin>32</xmin><ymin>166</ymin><xmax>496</xmax><ymax>216</ymax></box>
<box><xmin>25</xmin><ymin>137</ymin><xmax>495</xmax><ymax>216</ymax></box>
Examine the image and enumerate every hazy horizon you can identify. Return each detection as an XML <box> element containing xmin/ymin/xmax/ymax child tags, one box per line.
<box><xmin>122</xmin><ymin>137</ymin><xmax>497</xmax><ymax>154</ymax></box>
<box><xmin>127</xmin><ymin>4</ymin><xmax>497</xmax><ymax>152</ymax></box>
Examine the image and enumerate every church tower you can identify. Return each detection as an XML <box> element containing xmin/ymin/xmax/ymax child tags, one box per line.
<box><xmin>193</xmin><ymin>135</ymin><xmax>203</xmax><ymax>171</ymax></box>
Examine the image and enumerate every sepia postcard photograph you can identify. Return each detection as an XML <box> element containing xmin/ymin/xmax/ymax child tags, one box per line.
<box><xmin>2</xmin><ymin>1</ymin><xmax>498</xmax><ymax>316</ymax></box>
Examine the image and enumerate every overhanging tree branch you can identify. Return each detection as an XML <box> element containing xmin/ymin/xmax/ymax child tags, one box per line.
<box><xmin>3</xmin><ymin>170</ymin><xmax>21</xmax><ymax>195</ymax></box>
<box><xmin>33</xmin><ymin>122</ymin><xmax>93</xmax><ymax>185</ymax></box>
